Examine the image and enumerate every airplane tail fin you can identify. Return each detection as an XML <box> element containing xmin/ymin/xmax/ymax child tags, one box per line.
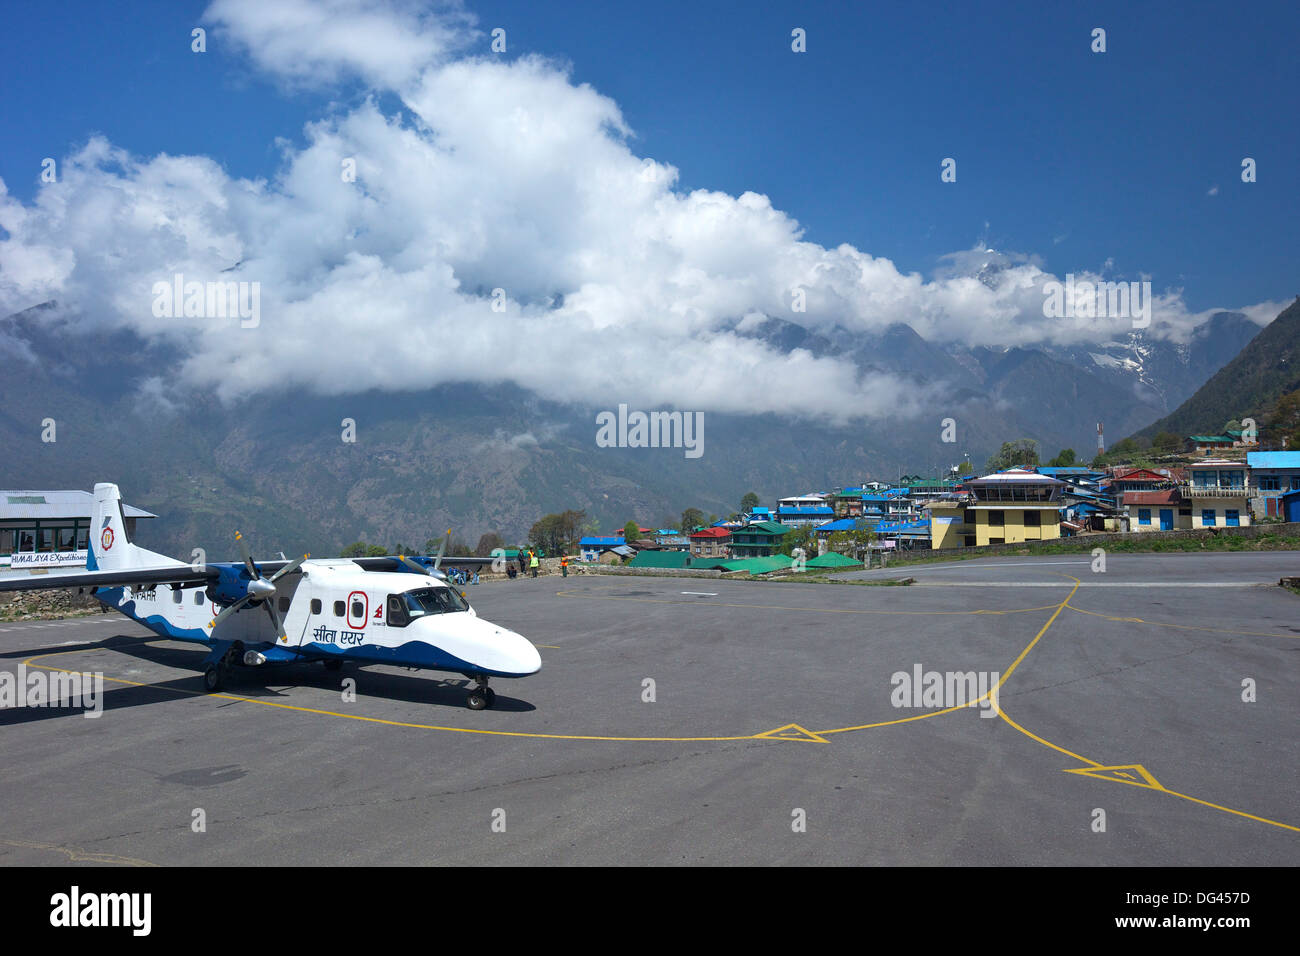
<box><xmin>88</xmin><ymin>483</ymin><xmax>185</xmax><ymax>572</ymax></box>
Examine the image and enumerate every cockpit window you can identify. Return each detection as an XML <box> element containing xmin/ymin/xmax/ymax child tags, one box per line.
<box><xmin>401</xmin><ymin>586</ymin><xmax>469</xmax><ymax>618</ymax></box>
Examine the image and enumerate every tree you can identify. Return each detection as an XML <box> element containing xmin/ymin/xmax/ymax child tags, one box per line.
<box><xmin>423</xmin><ymin>536</ymin><xmax>445</xmax><ymax>554</ymax></box>
<box><xmin>1108</xmin><ymin>437</ymin><xmax>1140</xmax><ymax>459</ymax></box>
<box><xmin>1151</xmin><ymin>431</ymin><xmax>1182</xmax><ymax>453</ymax></box>
<box><xmin>448</xmin><ymin>537</ymin><xmax>472</xmax><ymax>556</ymax></box>
<box><xmin>955</xmin><ymin>460</ymin><xmax>973</xmax><ymax>476</ymax></box>
<box><xmin>985</xmin><ymin>439</ymin><xmax>1040</xmax><ymax>473</ymax></box>
<box><xmin>740</xmin><ymin>491</ymin><xmax>760</xmax><ymax>512</ymax></box>
<box><xmin>623</xmin><ymin>520</ymin><xmax>640</xmax><ymax>541</ymax></box>
<box><xmin>340</xmin><ymin>541</ymin><xmax>369</xmax><ymax>558</ymax></box>
<box><xmin>680</xmin><ymin>508</ymin><xmax>706</xmax><ymax>532</ymax></box>
<box><xmin>1046</xmin><ymin>448</ymin><xmax>1076</xmax><ymax>467</ymax></box>
<box><xmin>828</xmin><ymin>523</ymin><xmax>876</xmax><ymax>559</ymax></box>
<box><xmin>777</xmin><ymin>525</ymin><xmax>816</xmax><ymax>558</ymax></box>
<box><xmin>365</xmin><ymin>544</ymin><xmax>388</xmax><ymax>557</ymax></box>
<box><xmin>529</xmin><ymin>510</ymin><xmax>586</xmax><ymax>555</ymax></box>
<box><xmin>1268</xmin><ymin>389</ymin><xmax>1300</xmax><ymax>448</ymax></box>
<box><xmin>392</xmin><ymin>543</ymin><xmax>413</xmax><ymax>556</ymax></box>
<box><xmin>474</xmin><ymin>532</ymin><xmax>504</xmax><ymax>557</ymax></box>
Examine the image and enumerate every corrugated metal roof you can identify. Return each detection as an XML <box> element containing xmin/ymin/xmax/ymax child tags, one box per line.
<box><xmin>690</xmin><ymin>526</ymin><xmax>731</xmax><ymax>538</ymax></box>
<box><xmin>1247</xmin><ymin>452</ymin><xmax>1300</xmax><ymax>469</ymax></box>
<box><xmin>738</xmin><ymin>520</ymin><xmax>791</xmax><ymax>535</ymax></box>
<box><xmin>806</xmin><ymin>551</ymin><xmax>860</xmax><ymax>568</ymax></box>
<box><xmin>718</xmin><ymin>555</ymin><xmax>795</xmax><ymax>574</ymax></box>
<box><xmin>1</xmin><ymin>490</ymin><xmax>156</xmax><ymax>520</ymax></box>
<box><xmin>628</xmin><ymin>550</ymin><xmax>692</xmax><ymax>569</ymax></box>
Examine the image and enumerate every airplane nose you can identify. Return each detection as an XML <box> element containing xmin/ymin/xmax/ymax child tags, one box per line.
<box><xmin>510</xmin><ymin>632</ymin><xmax>542</xmax><ymax>676</ymax></box>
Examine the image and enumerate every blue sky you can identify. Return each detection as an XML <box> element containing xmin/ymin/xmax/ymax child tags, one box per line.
<box><xmin>2</xmin><ymin>0</ymin><xmax>1294</xmax><ymax>310</ymax></box>
<box><xmin>0</xmin><ymin>0</ymin><xmax>1295</xmax><ymax>420</ymax></box>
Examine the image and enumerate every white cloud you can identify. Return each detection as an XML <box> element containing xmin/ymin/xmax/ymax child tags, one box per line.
<box><xmin>0</xmin><ymin>0</ymin><xmax>1283</xmax><ymax>425</ymax></box>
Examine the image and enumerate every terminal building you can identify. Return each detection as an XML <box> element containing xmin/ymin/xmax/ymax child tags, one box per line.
<box><xmin>1</xmin><ymin>490</ymin><xmax>157</xmax><ymax>567</ymax></box>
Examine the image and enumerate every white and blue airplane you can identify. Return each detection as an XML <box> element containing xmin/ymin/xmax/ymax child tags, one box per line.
<box><xmin>0</xmin><ymin>483</ymin><xmax>541</xmax><ymax>709</ymax></box>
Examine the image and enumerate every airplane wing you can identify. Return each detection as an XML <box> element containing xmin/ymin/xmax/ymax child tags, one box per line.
<box><xmin>349</xmin><ymin>555</ymin><xmax>497</xmax><ymax>571</ymax></box>
<box><xmin>0</xmin><ymin>566</ymin><xmax>217</xmax><ymax>593</ymax></box>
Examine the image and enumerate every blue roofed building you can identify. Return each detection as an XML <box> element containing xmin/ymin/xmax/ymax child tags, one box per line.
<box><xmin>1247</xmin><ymin>451</ymin><xmax>1300</xmax><ymax>517</ymax></box>
<box><xmin>579</xmin><ymin>536</ymin><xmax>627</xmax><ymax>562</ymax></box>
<box><xmin>775</xmin><ymin>505</ymin><xmax>836</xmax><ymax>528</ymax></box>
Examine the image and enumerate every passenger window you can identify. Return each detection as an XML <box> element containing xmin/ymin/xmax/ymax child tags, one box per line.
<box><xmin>173</xmin><ymin>589</ymin><xmax>183</xmax><ymax>604</ymax></box>
<box><xmin>334</xmin><ymin>601</ymin><xmax>345</xmax><ymax>617</ymax></box>
<box><xmin>351</xmin><ymin>600</ymin><xmax>364</xmax><ymax>618</ymax></box>
<box><xmin>311</xmin><ymin>599</ymin><xmax>322</xmax><ymax>615</ymax></box>
<box><xmin>194</xmin><ymin>591</ymin><xmax>203</xmax><ymax>605</ymax></box>
<box><xmin>278</xmin><ymin>597</ymin><xmax>291</xmax><ymax>613</ymax></box>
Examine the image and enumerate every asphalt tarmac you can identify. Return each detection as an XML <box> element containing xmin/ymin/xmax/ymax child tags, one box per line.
<box><xmin>1</xmin><ymin>551</ymin><xmax>1297</xmax><ymax>865</ymax></box>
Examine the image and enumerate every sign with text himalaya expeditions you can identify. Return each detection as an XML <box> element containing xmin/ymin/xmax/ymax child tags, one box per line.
<box><xmin>595</xmin><ymin>404</ymin><xmax>704</xmax><ymax>459</ymax></box>
<box><xmin>7</xmin><ymin>551</ymin><xmax>88</xmax><ymax>569</ymax></box>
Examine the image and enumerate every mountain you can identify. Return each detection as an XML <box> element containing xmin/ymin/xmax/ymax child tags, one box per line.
<box><xmin>0</xmin><ymin>301</ymin><xmax>1268</xmax><ymax>557</ymax></box>
<box><xmin>1130</xmin><ymin>298</ymin><xmax>1300</xmax><ymax>441</ymax></box>
<box><xmin>1041</xmin><ymin>311</ymin><xmax>1263</xmax><ymax>414</ymax></box>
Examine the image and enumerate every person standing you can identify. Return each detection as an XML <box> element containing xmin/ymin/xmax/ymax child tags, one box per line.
<box><xmin>561</xmin><ymin>555</ymin><xmax>569</xmax><ymax>578</ymax></box>
<box><xmin>529</xmin><ymin>550</ymin><xmax>539</xmax><ymax>578</ymax></box>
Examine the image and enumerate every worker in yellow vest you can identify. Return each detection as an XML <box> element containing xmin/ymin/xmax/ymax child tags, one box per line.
<box><xmin>529</xmin><ymin>550</ymin><xmax>539</xmax><ymax>578</ymax></box>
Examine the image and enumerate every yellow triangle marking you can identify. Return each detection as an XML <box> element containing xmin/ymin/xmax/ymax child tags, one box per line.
<box><xmin>1064</xmin><ymin>763</ymin><xmax>1165</xmax><ymax>791</ymax></box>
<box><xmin>756</xmin><ymin>723</ymin><xmax>830</xmax><ymax>744</ymax></box>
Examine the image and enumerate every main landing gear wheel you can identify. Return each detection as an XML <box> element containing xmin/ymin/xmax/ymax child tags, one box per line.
<box><xmin>203</xmin><ymin>664</ymin><xmax>225</xmax><ymax>692</ymax></box>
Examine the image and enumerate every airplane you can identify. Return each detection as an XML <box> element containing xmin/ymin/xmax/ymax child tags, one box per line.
<box><xmin>0</xmin><ymin>483</ymin><xmax>541</xmax><ymax>709</ymax></box>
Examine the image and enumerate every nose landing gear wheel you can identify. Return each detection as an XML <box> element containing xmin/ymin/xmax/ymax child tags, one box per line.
<box><xmin>465</xmin><ymin>679</ymin><xmax>495</xmax><ymax>710</ymax></box>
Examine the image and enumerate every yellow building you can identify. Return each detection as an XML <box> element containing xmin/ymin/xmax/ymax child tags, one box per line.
<box><xmin>928</xmin><ymin>470</ymin><xmax>1063</xmax><ymax>548</ymax></box>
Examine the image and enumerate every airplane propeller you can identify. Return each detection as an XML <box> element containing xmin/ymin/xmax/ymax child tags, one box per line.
<box><xmin>397</xmin><ymin>529</ymin><xmax>451</xmax><ymax>577</ymax></box>
<box><xmin>210</xmin><ymin>531</ymin><xmax>309</xmax><ymax>641</ymax></box>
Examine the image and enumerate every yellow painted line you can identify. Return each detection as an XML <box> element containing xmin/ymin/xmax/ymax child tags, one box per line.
<box><xmin>998</xmin><ymin>706</ymin><xmax>1102</xmax><ymax>768</ymax></box>
<box><xmin>20</xmin><ymin>649</ymin><xmax>761</xmax><ymax>743</ymax></box>
<box><xmin>15</xmin><ymin>580</ymin><xmax>1300</xmax><ymax>834</ymax></box>
<box><xmin>1066</xmin><ymin>601</ymin><xmax>1300</xmax><ymax>639</ymax></box>
<box><xmin>1160</xmin><ymin>788</ymin><xmax>1300</xmax><ymax>833</ymax></box>
<box><xmin>0</xmin><ymin>838</ymin><xmax>158</xmax><ymax>867</ymax></box>
<box><xmin>988</xmin><ymin>574</ymin><xmax>1299</xmax><ymax>832</ymax></box>
<box><xmin>816</xmin><ymin>702</ymin><xmax>972</xmax><ymax>736</ymax></box>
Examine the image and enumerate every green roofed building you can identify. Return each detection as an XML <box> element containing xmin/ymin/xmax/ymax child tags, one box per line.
<box><xmin>729</xmin><ymin>520</ymin><xmax>790</xmax><ymax>558</ymax></box>
<box><xmin>805</xmin><ymin>551</ymin><xmax>861</xmax><ymax>569</ymax></box>
<box><xmin>627</xmin><ymin>550</ymin><xmax>693</xmax><ymax>570</ymax></box>
<box><xmin>717</xmin><ymin>555</ymin><xmax>794</xmax><ymax>575</ymax></box>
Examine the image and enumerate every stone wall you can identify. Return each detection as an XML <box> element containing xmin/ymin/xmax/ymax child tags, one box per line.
<box><xmin>0</xmin><ymin>587</ymin><xmax>107</xmax><ymax>621</ymax></box>
<box><xmin>915</xmin><ymin>521</ymin><xmax>1300</xmax><ymax>561</ymax></box>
